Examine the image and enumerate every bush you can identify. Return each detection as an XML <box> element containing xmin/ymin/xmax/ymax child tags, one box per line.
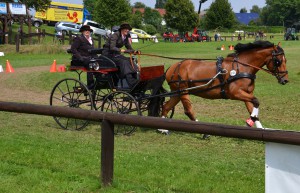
<box><xmin>143</xmin><ymin>24</ymin><xmax>157</xmax><ymax>35</ymax></box>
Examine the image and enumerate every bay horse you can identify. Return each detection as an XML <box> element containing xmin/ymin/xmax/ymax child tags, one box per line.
<box><xmin>161</xmin><ymin>41</ymin><xmax>288</xmax><ymax>132</ymax></box>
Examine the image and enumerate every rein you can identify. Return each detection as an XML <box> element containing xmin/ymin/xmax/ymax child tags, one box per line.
<box><xmin>228</xmin><ymin>58</ymin><xmax>274</xmax><ymax>75</ymax></box>
<box><xmin>226</xmin><ymin>50</ymin><xmax>286</xmax><ymax>77</ymax></box>
<box><xmin>138</xmin><ymin>53</ymin><xmax>216</xmax><ymax>61</ymax></box>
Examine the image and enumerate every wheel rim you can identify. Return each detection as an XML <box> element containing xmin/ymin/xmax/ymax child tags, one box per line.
<box><xmin>34</xmin><ymin>22</ymin><xmax>39</xmax><ymax>27</ymax></box>
<box><xmin>101</xmin><ymin>91</ymin><xmax>141</xmax><ymax>135</ymax></box>
<box><xmin>50</xmin><ymin>78</ymin><xmax>93</xmax><ymax>130</ymax></box>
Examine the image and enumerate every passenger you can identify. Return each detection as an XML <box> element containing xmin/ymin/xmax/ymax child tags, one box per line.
<box><xmin>71</xmin><ymin>25</ymin><xmax>96</xmax><ymax>88</ymax></box>
<box><xmin>102</xmin><ymin>23</ymin><xmax>138</xmax><ymax>88</ymax></box>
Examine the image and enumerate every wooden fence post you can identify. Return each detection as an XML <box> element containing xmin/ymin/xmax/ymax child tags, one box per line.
<box><xmin>37</xmin><ymin>28</ymin><xmax>41</xmax><ymax>43</ymax></box>
<box><xmin>69</xmin><ymin>32</ymin><xmax>72</xmax><ymax>45</ymax></box>
<box><xmin>16</xmin><ymin>33</ymin><xmax>19</xmax><ymax>52</ymax></box>
<box><xmin>101</xmin><ymin>119</ymin><xmax>114</xmax><ymax>186</ymax></box>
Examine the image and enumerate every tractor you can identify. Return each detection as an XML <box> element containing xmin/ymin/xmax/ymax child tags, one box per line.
<box><xmin>284</xmin><ymin>28</ymin><xmax>299</xmax><ymax>40</ymax></box>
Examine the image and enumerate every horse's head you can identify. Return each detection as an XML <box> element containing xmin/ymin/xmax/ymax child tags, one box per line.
<box><xmin>266</xmin><ymin>42</ymin><xmax>289</xmax><ymax>85</ymax></box>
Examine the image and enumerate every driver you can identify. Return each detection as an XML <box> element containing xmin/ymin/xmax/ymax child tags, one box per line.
<box><xmin>102</xmin><ymin>23</ymin><xmax>138</xmax><ymax>88</ymax></box>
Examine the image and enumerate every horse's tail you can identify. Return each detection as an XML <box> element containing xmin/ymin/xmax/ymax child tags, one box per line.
<box><xmin>148</xmin><ymin>75</ymin><xmax>166</xmax><ymax>117</ymax></box>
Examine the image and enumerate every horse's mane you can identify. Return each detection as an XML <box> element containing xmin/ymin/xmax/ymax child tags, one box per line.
<box><xmin>234</xmin><ymin>41</ymin><xmax>274</xmax><ymax>53</ymax></box>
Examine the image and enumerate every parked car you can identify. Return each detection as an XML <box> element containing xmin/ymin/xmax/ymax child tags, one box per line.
<box><xmin>131</xmin><ymin>28</ymin><xmax>156</xmax><ymax>40</ymax></box>
<box><xmin>31</xmin><ymin>17</ymin><xmax>43</xmax><ymax>27</ymax></box>
<box><xmin>9</xmin><ymin>17</ymin><xmax>43</xmax><ymax>27</ymax></box>
<box><xmin>82</xmin><ymin>20</ymin><xmax>110</xmax><ymax>37</ymax></box>
<box><xmin>54</xmin><ymin>21</ymin><xmax>81</xmax><ymax>35</ymax></box>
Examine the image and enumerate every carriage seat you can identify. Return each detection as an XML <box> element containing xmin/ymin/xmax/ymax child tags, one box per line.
<box><xmin>67</xmin><ymin>49</ymin><xmax>118</xmax><ymax>72</ymax></box>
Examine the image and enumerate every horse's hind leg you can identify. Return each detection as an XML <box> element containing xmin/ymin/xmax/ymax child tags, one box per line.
<box><xmin>245</xmin><ymin>99</ymin><xmax>263</xmax><ymax>128</ymax></box>
<box><xmin>181</xmin><ymin>94</ymin><xmax>210</xmax><ymax>139</ymax></box>
<box><xmin>180</xmin><ymin>94</ymin><xmax>197</xmax><ymax>121</ymax></box>
<box><xmin>158</xmin><ymin>96</ymin><xmax>181</xmax><ymax>135</ymax></box>
<box><xmin>162</xmin><ymin>96</ymin><xmax>180</xmax><ymax>118</ymax></box>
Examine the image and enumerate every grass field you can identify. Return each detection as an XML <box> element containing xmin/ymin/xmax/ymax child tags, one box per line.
<box><xmin>0</xmin><ymin>36</ymin><xmax>299</xmax><ymax>192</ymax></box>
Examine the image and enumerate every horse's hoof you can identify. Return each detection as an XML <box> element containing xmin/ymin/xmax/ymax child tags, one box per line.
<box><xmin>157</xmin><ymin>129</ymin><xmax>170</xmax><ymax>135</ymax></box>
<box><xmin>202</xmin><ymin>134</ymin><xmax>210</xmax><ymax>139</ymax></box>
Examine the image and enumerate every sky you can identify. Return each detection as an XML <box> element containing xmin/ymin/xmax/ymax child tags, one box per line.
<box><xmin>130</xmin><ymin>0</ymin><xmax>266</xmax><ymax>13</ymax></box>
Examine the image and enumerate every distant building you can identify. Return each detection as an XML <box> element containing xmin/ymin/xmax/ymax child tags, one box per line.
<box><xmin>235</xmin><ymin>13</ymin><xmax>259</xmax><ymax>25</ymax></box>
<box><xmin>132</xmin><ymin>8</ymin><xmax>166</xmax><ymax>17</ymax></box>
<box><xmin>199</xmin><ymin>12</ymin><xmax>259</xmax><ymax>25</ymax></box>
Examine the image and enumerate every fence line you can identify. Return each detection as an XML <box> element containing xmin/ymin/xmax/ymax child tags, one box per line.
<box><xmin>1</xmin><ymin>101</ymin><xmax>300</xmax><ymax>185</ymax></box>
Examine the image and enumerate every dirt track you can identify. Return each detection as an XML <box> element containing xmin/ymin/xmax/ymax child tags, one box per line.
<box><xmin>0</xmin><ymin>66</ymin><xmax>50</xmax><ymax>104</ymax></box>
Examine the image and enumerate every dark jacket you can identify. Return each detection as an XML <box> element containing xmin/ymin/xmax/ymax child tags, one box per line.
<box><xmin>71</xmin><ymin>34</ymin><xmax>95</xmax><ymax>61</ymax></box>
<box><xmin>103</xmin><ymin>31</ymin><xmax>133</xmax><ymax>56</ymax></box>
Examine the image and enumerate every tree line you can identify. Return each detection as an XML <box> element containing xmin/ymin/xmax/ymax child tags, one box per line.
<box><xmin>14</xmin><ymin>0</ymin><xmax>300</xmax><ymax>34</ymax></box>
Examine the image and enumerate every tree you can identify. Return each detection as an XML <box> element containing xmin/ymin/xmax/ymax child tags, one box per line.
<box><xmin>84</xmin><ymin>0</ymin><xmax>95</xmax><ymax>15</ymax></box>
<box><xmin>133</xmin><ymin>2</ymin><xmax>146</xmax><ymax>8</ymax></box>
<box><xmin>132</xmin><ymin>10</ymin><xmax>143</xmax><ymax>29</ymax></box>
<box><xmin>260</xmin><ymin>0</ymin><xmax>300</xmax><ymax>27</ymax></box>
<box><xmin>240</xmin><ymin>8</ymin><xmax>247</xmax><ymax>13</ymax></box>
<box><xmin>203</xmin><ymin>0</ymin><xmax>237</xmax><ymax>30</ymax></box>
<box><xmin>3</xmin><ymin>0</ymin><xmax>51</xmax><ymax>11</ymax></box>
<box><xmin>155</xmin><ymin>0</ymin><xmax>167</xmax><ymax>8</ymax></box>
<box><xmin>164</xmin><ymin>0</ymin><xmax>199</xmax><ymax>34</ymax></box>
<box><xmin>94</xmin><ymin>0</ymin><xmax>132</xmax><ymax>29</ymax></box>
<box><xmin>143</xmin><ymin>7</ymin><xmax>162</xmax><ymax>28</ymax></box>
<box><xmin>250</xmin><ymin>5</ymin><xmax>261</xmax><ymax>14</ymax></box>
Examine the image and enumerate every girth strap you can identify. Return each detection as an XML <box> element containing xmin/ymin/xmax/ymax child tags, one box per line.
<box><xmin>227</xmin><ymin>73</ymin><xmax>256</xmax><ymax>83</ymax></box>
<box><xmin>216</xmin><ymin>57</ymin><xmax>227</xmax><ymax>99</ymax></box>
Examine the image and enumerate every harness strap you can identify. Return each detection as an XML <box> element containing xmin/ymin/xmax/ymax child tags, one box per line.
<box><xmin>216</xmin><ymin>57</ymin><xmax>227</xmax><ymax>99</ymax></box>
<box><xmin>227</xmin><ymin>73</ymin><xmax>256</xmax><ymax>83</ymax></box>
<box><xmin>169</xmin><ymin>61</ymin><xmax>184</xmax><ymax>87</ymax></box>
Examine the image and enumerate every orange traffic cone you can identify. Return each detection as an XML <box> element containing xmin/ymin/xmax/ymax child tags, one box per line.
<box><xmin>221</xmin><ymin>45</ymin><xmax>225</xmax><ymax>51</ymax></box>
<box><xmin>57</xmin><ymin>65</ymin><xmax>66</xmax><ymax>72</ymax></box>
<box><xmin>5</xmin><ymin>60</ymin><xmax>14</xmax><ymax>73</ymax></box>
<box><xmin>50</xmin><ymin>60</ymin><xmax>57</xmax><ymax>72</ymax></box>
<box><xmin>229</xmin><ymin>45</ymin><xmax>234</xmax><ymax>50</ymax></box>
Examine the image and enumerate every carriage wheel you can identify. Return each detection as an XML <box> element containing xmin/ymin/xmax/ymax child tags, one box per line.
<box><xmin>101</xmin><ymin>91</ymin><xmax>141</xmax><ymax>135</ymax></box>
<box><xmin>92</xmin><ymin>88</ymin><xmax>112</xmax><ymax>111</ymax></box>
<box><xmin>50</xmin><ymin>78</ymin><xmax>93</xmax><ymax>130</ymax></box>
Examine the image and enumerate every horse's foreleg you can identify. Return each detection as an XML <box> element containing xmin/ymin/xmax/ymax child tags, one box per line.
<box><xmin>245</xmin><ymin>98</ymin><xmax>263</xmax><ymax>128</ymax></box>
<box><xmin>180</xmin><ymin>94</ymin><xmax>197</xmax><ymax>121</ymax></box>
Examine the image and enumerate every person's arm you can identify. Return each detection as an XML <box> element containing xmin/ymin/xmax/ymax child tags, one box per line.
<box><xmin>71</xmin><ymin>36</ymin><xmax>83</xmax><ymax>61</ymax></box>
<box><xmin>109</xmin><ymin>33</ymin><xmax>122</xmax><ymax>52</ymax></box>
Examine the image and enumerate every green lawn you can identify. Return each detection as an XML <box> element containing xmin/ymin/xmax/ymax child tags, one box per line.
<box><xmin>0</xmin><ymin>36</ymin><xmax>299</xmax><ymax>192</ymax></box>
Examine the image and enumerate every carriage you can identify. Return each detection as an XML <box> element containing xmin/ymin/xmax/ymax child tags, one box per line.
<box><xmin>50</xmin><ymin>48</ymin><xmax>174</xmax><ymax>135</ymax></box>
<box><xmin>50</xmin><ymin>41</ymin><xmax>288</xmax><ymax>136</ymax></box>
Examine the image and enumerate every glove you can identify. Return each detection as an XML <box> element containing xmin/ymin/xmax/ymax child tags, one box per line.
<box><xmin>134</xmin><ymin>50</ymin><xmax>141</xmax><ymax>55</ymax></box>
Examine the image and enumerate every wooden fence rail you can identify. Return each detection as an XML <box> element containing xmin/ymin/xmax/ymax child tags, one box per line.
<box><xmin>1</xmin><ymin>101</ymin><xmax>300</xmax><ymax>186</ymax></box>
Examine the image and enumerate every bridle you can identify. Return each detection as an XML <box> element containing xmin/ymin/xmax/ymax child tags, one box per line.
<box><xmin>228</xmin><ymin>46</ymin><xmax>288</xmax><ymax>82</ymax></box>
<box><xmin>270</xmin><ymin>48</ymin><xmax>288</xmax><ymax>82</ymax></box>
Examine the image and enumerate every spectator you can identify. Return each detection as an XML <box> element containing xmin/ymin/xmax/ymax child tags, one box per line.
<box><xmin>214</xmin><ymin>33</ymin><xmax>218</xmax><ymax>41</ymax></box>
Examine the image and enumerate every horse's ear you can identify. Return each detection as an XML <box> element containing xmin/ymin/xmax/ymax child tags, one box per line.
<box><xmin>278</xmin><ymin>42</ymin><xmax>281</xmax><ymax>47</ymax></box>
